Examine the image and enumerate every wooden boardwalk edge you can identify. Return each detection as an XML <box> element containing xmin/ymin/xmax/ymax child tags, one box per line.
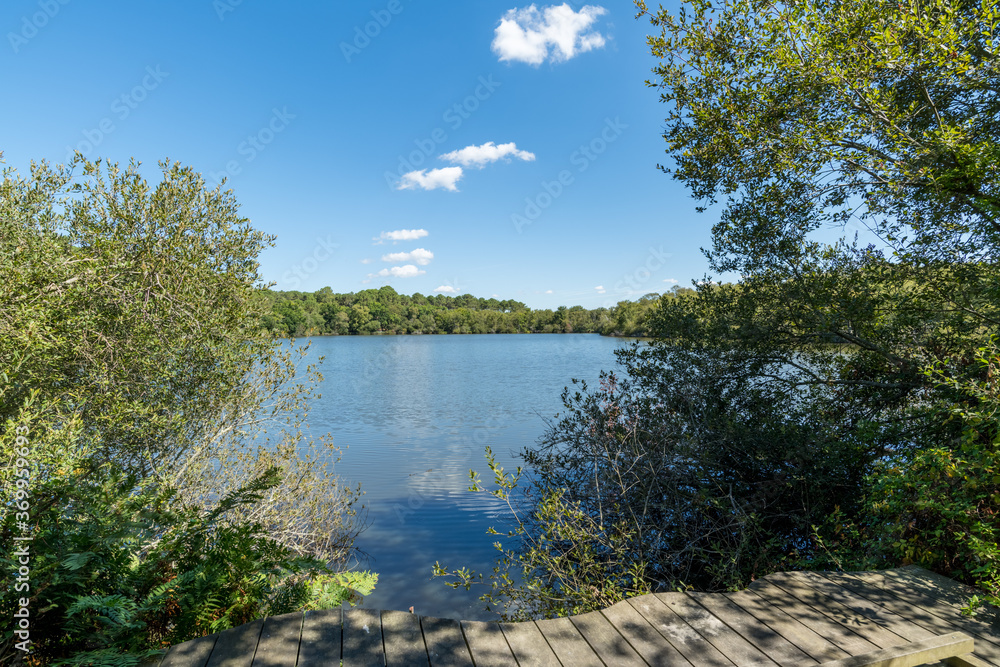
<box><xmin>144</xmin><ymin>567</ymin><xmax>1000</xmax><ymax>666</ymax></box>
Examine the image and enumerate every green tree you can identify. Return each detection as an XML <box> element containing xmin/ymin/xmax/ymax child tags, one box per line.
<box><xmin>0</xmin><ymin>156</ymin><xmax>370</xmax><ymax>664</ymax></box>
<box><xmin>348</xmin><ymin>303</ymin><xmax>372</xmax><ymax>334</ymax></box>
<box><xmin>438</xmin><ymin>0</ymin><xmax>1000</xmax><ymax>618</ymax></box>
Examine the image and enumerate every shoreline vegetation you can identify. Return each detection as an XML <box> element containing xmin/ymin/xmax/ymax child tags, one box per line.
<box><xmin>260</xmin><ymin>285</ymin><xmax>696</xmax><ymax>338</ymax></box>
<box><xmin>1</xmin><ymin>158</ymin><xmax>374</xmax><ymax>666</ymax></box>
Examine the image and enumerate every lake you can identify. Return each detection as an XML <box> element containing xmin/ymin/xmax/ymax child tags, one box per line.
<box><xmin>293</xmin><ymin>333</ymin><xmax>632</xmax><ymax>620</ymax></box>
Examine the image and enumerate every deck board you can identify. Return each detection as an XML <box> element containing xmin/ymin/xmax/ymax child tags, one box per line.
<box><xmin>689</xmin><ymin>591</ymin><xmax>817</xmax><ymax>665</ymax></box>
<box><xmin>342</xmin><ymin>608</ymin><xmax>384</xmax><ymax>667</ymax></box>
<box><xmin>297</xmin><ymin>608</ymin><xmax>341</xmax><ymax>667</ymax></box>
<box><xmin>150</xmin><ymin>567</ymin><xmax>1000</xmax><ymax>666</ymax></box>
<box><xmin>825</xmin><ymin>570</ymin><xmax>1000</xmax><ymax>665</ymax></box>
<box><xmin>629</xmin><ymin>592</ymin><xmax>736</xmax><ymax>666</ymax></box>
<box><xmin>158</xmin><ymin>632</ymin><xmax>217</xmax><ymax>667</ymax></box>
<box><xmin>250</xmin><ymin>613</ymin><xmax>302</xmax><ymax>667</ymax></box>
<box><xmin>657</xmin><ymin>592</ymin><xmax>778</xmax><ymax>667</ymax></box>
<box><xmin>749</xmin><ymin>578</ymin><xmax>880</xmax><ymax>656</ymax></box>
<box><xmin>382</xmin><ymin>610</ymin><xmax>429</xmax><ymax>666</ymax></box>
<box><xmin>778</xmin><ymin>572</ymin><xmax>934</xmax><ymax>643</ymax></box>
<box><xmin>461</xmin><ymin>620</ymin><xmax>517</xmax><ymax>666</ymax></box>
<box><xmin>205</xmin><ymin>618</ymin><xmax>264</xmax><ymax>667</ymax></box>
<box><xmin>536</xmin><ymin>616</ymin><xmax>604</xmax><ymax>666</ymax></box>
<box><xmin>762</xmin><ymin>572</ymin><xmax>912</xmax><ymax>650</ymax></box>
<box><xmin>499</xmin><ymin>621</ymin><xmax>560</xmax><ymax>666</ymax></box>
<box><xmin>723</xmin><ymin>588</ymin><xmax>848</xmax><ymax>663</ymax></box>
<box><xmin>600</xmin><ymin>598</ymin><xmax>694</xmax><ymax>666</ymax></box>
<box><xmin>421</xmin><ymin>615</ymin><xmax>473</xmax><ymax>666</ymax></box>
<box><xmin>570</xmin><ymin>609</ymin><xmax>647</xmax><ymax>666</ymax></box>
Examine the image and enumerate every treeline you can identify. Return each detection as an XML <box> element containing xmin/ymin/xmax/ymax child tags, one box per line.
<box><xmin>260</xmin><ymin>285</ymin><xmax>696</xmax><ymax>337</ymax></box>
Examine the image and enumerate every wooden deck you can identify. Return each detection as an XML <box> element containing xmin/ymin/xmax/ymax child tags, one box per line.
<box><xmin>146</xmin><ymin>566</ymin><xmax>1000</xmax><ymax>666</ymax></box>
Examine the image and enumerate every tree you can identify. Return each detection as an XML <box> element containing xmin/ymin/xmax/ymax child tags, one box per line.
<box><xmin>437</xmin><ymin>0</ymin><xmax>1000</xmax><ymax>618</ymax></box>
<box><xmin>636</xmin><ymin>0</ymin><xmax>999</xmax><ymax>455</ymax></box>
<box><xmin>0</xmin><ymin>156</ymin><xmax>369</xmax><ymax>664</ymax></box>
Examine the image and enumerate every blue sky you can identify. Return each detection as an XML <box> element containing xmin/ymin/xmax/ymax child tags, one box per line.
<box><xmin>1</xmin><ymin>0</ymin><xmax>727</xmax><ymax>309</ymax></box>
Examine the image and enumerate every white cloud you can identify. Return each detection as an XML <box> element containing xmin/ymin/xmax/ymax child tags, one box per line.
<box><xmin>434</xmin><ymin>285</ymin><xmax>459</xmax><ymax>293</ymax></box>
<box><xmin>360</xmin><ymin>258</ymin><xmax>374</xmax><ymax>264</ymax></box>
<box><xmin>493</xmin><ymin>4</ymin><xmax>608</xmax><ymax>66</ymax></box>
<box><xmin>381</xmin><ymin>248</ymin><xmax>434</xmax><ymax>266</ymax></box>
<box><xmin>397</xmin><ymin>167</ymin><xmax>463</xmax><ymax>192</ymax></box>
<box><xmin>663</xmin><ymin>278</ymin><xmax>679</xmax><ymax>284</ymax></box>
<box><xmin>545</xmin><ymin>289</ymin><xmax>553</xmax><ymax>294</ymax></box>
<box><xmin>440</xmin><ymin>142</ymin><xmax>535</xmax><ymax>168</ymax></box>
<box><xmin>374</xmin><ymin>229</ymin><xmax>430</xmax><ymax>244</ymax></box>
<box><xmin>372</xmin><ymin>265</ymin><xmax>425</xmax><ymax>278</ymax></box>
<box><xmin>595</xmin><ymin>285</ymin><xmax>606</xmax><ymax>293</ymax></box>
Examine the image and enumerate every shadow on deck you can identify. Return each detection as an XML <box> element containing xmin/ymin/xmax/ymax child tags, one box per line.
<box><xmin>146</xmin><ymin>566</ymin><xmax>1000</xmax><ymax>666</ymax></box>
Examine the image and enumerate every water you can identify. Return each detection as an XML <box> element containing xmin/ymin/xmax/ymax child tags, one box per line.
<box><xmin>293</xmin><ymin>333</ymin><xmax>630</xmax><ymax>620</ymax></box>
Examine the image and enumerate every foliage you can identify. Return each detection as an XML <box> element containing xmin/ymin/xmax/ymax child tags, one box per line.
<box><xmin>440</xmin><ymin>0</ymin><xmax>1000</xmax><ymax>618</ymax></box>
<box><xmin>434</xmin><ymin>446</ymin><xmax>653</xmax><ymax>621</ymax></box>
<box><xmin>260</xmin><ymin>285</ymin><xmax>695</xmax><ymax>338</ymax></box>
<box><xmin>0</xmin><ymin>156</ymin><xmax>369</xmax><ymax>665</ymax></box>
<box><xmin>815</xmin><ymin>343</ymin><xmax>1000</xmax><ymax>615</ymax></box>
<box><xmin>436</xmin><ymin>343</ymin><xmax>870</xmax><ymax>618</ymax></box>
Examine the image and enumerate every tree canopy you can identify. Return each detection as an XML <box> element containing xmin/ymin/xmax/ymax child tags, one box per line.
<box><xmin>0</xmin><ymin>156</ymin><xmax>370</xmax><ymax>665</ymax></box>
<box><xmin>438</xmin><ymin>0</ymin><xmax>1000</xmax><ymax>619</ymax></box>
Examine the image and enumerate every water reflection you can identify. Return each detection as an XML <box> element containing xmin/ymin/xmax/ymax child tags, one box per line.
<box><xmin>290</xmin><ymin>334</ymin><xmax>628</xmax><ymax>620</ymax></box>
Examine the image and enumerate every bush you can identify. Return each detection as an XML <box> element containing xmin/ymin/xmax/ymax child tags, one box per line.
<box><xmin>0</xmin><ymin>156</ymin><xmax>370</xmax><ymax>665</ymax></box>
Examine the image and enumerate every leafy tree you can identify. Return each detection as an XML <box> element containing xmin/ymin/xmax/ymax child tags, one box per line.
<box><xmin>0</xmin><ymin>156</ymin><xmax>369</xmax><ymax>664</ymax></box>
<box><xmin>439</xmin><ymin>0</ymin><xmax>1000</xmax><ymax>617</ymax></box>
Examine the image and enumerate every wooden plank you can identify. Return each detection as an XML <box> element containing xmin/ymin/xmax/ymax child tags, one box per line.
<box><xmin>570</xmin><ymin>609</ymin><xmax>647</xmax><ymax>666</ymax></box>
<box><xmin>762</xmin><ymin>572</ymin><xmax>910</xmax><ymax>651</ymax></box>
<box><xmin>342</xmin><ymin>608</ymin><xmax>385</xmax><ymax>667</ymax></box>
<box><xmin>159</xmin><ymin>634</ymin><xmax>218</xmax><ymax>667</ymax></box>
<box><xmin>886</xmin><ymin>568</ymin><xmax>1000</xmax><ymax>632</ymax></box>
<box><xmin>817</xmin><ymin>631</ymin><xmax>974</xmax><ymax>667</ymax></box>
<box><xmin>600</xmin><ymin>598</ymin><xmax>694</xmax><ymax>666</ymax></box>
<box><xmin>776</xmin><ymin>571</ymin><xmax>934</xmax><ymax>642</ymax></box>
<box><xmin>749</xmin><ymin>578</ymin><xmax>880</xmax><ymax>657</ymax></box>
<box><xmin>421</xmin><ymin>616</ymin><xmax>474</xmax><ymax>667</ymax></box>
<box><xmin>656</xmin><ymin>592</ymin><xmax>778</xmax><ymax>667</ymax></box>
<box><xmin>827</xmin><ymin>570</ymin><xmax>1000</xmax><ymax>665</ymax></box>
<box><xmin>298</xmin><ymin>608</ymin><xmax>341</xmax><ymax>667</ymax></box>
<box><xmin>499</xmin><ymin>621</ymin><xmax>560</xmax><ymax>667</ymax></box>
<box><xmin>689</xmin><ymin>591</ymin><xmax>817</xmax><ymax>665</ymax></box>
<box><xmin>628</xmin><ymin>593</ymin><xmax>735</xmax><ymax>666</ymax></box>
<box><xmin>535</xmin><ymin>616</ymin><xmax>604</xmax><ymax>667</ymax></box>
<box><xmin>251</xmin><ymin>612</ymin><xmax>303</xmax><ymax>667</ymax></box>
<box><xmin>946</xmin><ymin>654</ymin><xmax>995</xmax><ymax>667</ymax></box>
<box><xmin>461</xmin><ymin>621</ymin><xmax>517</xmax><ymax>667</ymax></box>
<box><xmin>724</xmin><ymin>589</ymin><xmax>849</xmax><ymax>663</ymax></box>
<box><xmin>382</xmin><ymin>610</ymin><xmax>429</xmax><ymax>666</ymax></box>
<box><xmin>895</xmin><ymin>567</ymin><xmax>1000</xmax><ymax>621</ymax></box>
<box><xmin>206</xmin><ymin>618</ymin><xmax>264</xmax><ymax>667</ymax></box>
